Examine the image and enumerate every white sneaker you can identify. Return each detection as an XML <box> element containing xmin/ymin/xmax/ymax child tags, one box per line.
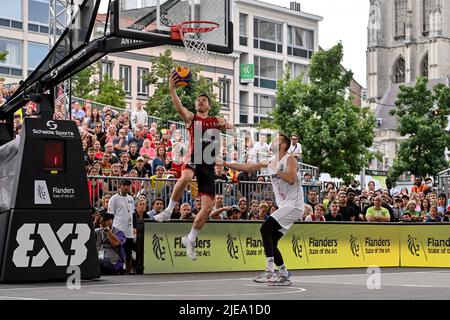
<box><xmin>181</xmin><ymin>236</ymin><xmax>197</xmax><ymax>261</ymax></box>
<box><xmin>153</xmin><ymin>208</ymin><xmax>172</xmax><ymax>222</ymax></box>
<box><xmin>268</xmin><ymin>273</ymin><xmax>292</xmax><ymax>286</ymax></box>
<box><xmin>252</xmin><ymin>270</ymin><xmax>277</xmax><ymax>283</ymax></box>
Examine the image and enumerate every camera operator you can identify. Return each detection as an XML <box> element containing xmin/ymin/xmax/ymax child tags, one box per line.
<box><xmin>95</xmin><ymin>211</ymin><xmax>126</xmax><ymax>275</ymax></box>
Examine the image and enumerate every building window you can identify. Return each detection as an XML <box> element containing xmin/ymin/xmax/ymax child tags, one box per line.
<box><xmin>395</xmin><ymin>0</ymin><xmax>407</xmax><ymax>38</ymax></box>
<box><xmin>288</xmin><ymin>62</ymin><xmax>309</xmax><ymax>83</ymax></box>
<box><xmin>253</xmin><ymin>18</ymin><xmax>282</xmax><ymax>53</ymax></box>
<box><xmin>219</xmin><ymin>78</ymin><xmax>230</xmax><ymax>110</ymax></box>
<box><xmin>239</xmin><ymin>13</ymin><xmax>248</xmax><ymax>46</ymax></box>
<box><xmin>119</xmin><ymin>65</ymin><xmax>131</xmax><ymax>95</ymax></box>
<box><xmin>420</xmin><ymin>53</ymin><xmax>428</xmax><ymax>78</ymax></box>
<box><xmin>28</xmin><ymin>42</ymin><xmax>48</xmax><ymax>70</ymax></box>
<box><xmin>0</xmin><ymin>37</ymin><xmax>22</xmax><ymax>76</ymax></box>
<box><xmin>254</xmin><ymin>56</ymin><xmax>283</xmax><ymax>89</ymax></box>
<box><xmin>137</xmin><ymin>67</ymin><xmax>149</xmax><ymax>97</ymax></box>
<box><xmin>287</xmin><ymin>26</ymin><xmax>314</xmax><ymax>59</ymax></box>
<box><xmin>393</xmin><ymin>57</ymin><xmax>405</xmax><ymax>83</ymax></box>
<box><xmin>101</xmin><ymin>61</ymin><xmax>113</xmax><ymax>80</ymax></box>
<box><xmin>0</xmin><ymin>0</ymin><xmax>22</xmax><ymax>29</ymax></box>
<box><xmin>28</xmin><ymin>0</ymin><xmax>49</xmax><ymax>24</ymax></box>
<box><xmin>28</xmin><ymin>0</ymin><xmax>50</xmax><ymax>34</ymax></box>
<box><xmin>254</xmin><ymin>94</ymin><xmax>275</xmax><ymax>122</ymax></box>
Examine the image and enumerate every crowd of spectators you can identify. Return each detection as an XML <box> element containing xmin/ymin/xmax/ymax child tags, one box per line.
<box><xmin>303</xmin><ymin>178</ymin><xmax>450</xmax><ymax>223</ymax></box>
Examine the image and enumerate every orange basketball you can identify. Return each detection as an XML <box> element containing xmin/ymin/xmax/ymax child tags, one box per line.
<box><xmin>173</xmin><ymin>66</ymin><xmax>192</xmax><ymax>87</ymax></box>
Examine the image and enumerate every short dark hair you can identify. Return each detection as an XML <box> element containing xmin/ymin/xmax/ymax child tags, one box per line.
<box><xmin>87</xmin><ymin>147</ymin><xmax>95</xmax><ymax>153</ymax></box>
<box><xmin>198</xmin><ymin>93</ymin><xmax>211</xmax><ymax>104</ymax></box>
<box><xmin>152</xmin><ymin>198</ymin><xmax>164</xmax><ymax>207</ymax></box>
<box><xmin>278</xmin><ymin>133</ymin><xmax>291</xmax><ymax>152</ymax></box>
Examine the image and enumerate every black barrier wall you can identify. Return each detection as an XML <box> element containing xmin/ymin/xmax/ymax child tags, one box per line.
<box><xmin>0</xmin><ymin>117</ymin><xmax>100</xmax><ymax>282</ymax></box>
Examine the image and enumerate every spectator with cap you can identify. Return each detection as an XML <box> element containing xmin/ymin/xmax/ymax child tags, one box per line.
<box><xmin>95</xmin><ymin>211</ymin><xmax>126</xmax><ymax>275</ymax></box>
<box><xmin>108</xmin><ymin>179</ymin><xmax>135</xmax><ymax>274</ymax></box>
<box><xmin>227</xmin><ymin>205</ymin><xmax>242</xmax><ymax>220</ymax></box>
<box><xmin>134</xmin><ymin>156</ymin><xmax>149</xmax><ymax>178</ymax></box>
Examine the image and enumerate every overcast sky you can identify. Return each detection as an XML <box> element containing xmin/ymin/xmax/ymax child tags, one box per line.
<box><xmin>263</xmin><ymin>0</ymin><xmax>369</xmax><ymax>87</ymax></box>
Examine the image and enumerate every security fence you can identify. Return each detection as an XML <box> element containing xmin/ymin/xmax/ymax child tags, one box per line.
<box><xmin>438</xmin><ymin>168</ymin><xmax>450</xmax><ymax>198</ymax></box>
<box><xmin>87</xmin><ymin>175</ymin><xmax>322</xmax><ymax>209</ymax></box>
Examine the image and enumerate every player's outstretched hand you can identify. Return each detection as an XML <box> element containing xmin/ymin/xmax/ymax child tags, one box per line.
<box><xmin>169</xmin><ymin>72</ymin><xmax>180</xmax><ymax>91</ymax></box>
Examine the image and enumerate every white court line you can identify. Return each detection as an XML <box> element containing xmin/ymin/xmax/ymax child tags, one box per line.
<box><xmin>0</xmin><ymin>295</ymin><xmax>46</xmax><ymax>300</ymax></box>
<box><xmin>0</xmin><ymin>270</ymin><xmax>448</xmax><ymax>293</ymax></box>
<box><xmin>0</xmin><ymin>278</ymin><xmax>253</xmax><ymax>292</ymax></box>
<box><xmin>89</xmin><ymin>287</ymin><xmax>306</xmax><ymax>297</ymax></box>
<box><xmin>401</xmin><ymin>284</ymin><xmax>433</xmax><ymax>288</ymax></box>
<box><xmin>290</xmin><ymin>278</ymin><xmax>450</xmax><ymax>289</ymax></box>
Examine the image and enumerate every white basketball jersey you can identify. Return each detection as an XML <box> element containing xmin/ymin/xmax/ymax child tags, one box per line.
<box><xmin>268</xmin><ymin>154</ymin><xmax>304</xmax><ymax>208</ymax></box>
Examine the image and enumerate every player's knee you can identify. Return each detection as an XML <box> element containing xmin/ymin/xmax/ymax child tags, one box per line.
<box><xmin>180</xmin><ymin>173</ymin><xmax>192</xmax><ymax>184</ymax></box>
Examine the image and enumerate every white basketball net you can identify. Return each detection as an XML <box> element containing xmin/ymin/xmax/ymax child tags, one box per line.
<box><xmin>179</xmin><ymin>22</ymin><xmax>219</xmax><ymax>64</ymax></box>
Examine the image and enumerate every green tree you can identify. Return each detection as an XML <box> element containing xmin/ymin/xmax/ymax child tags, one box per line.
<box><xmin>72</xmin><ymin>64</ymin><xmax>97</xmax><ymax>99</ymax></box>
<box><xmin>0</xmin><ymin>51</ymin><xmax>7</xmax><ymax>62</ymax></box>
<box><xmin>388</xmin><ymin>76</ymin><xmax>450</xmax><ymax>182</ymax></box>
<box><xmin>271</xmin><ymin>43</ymin><xmax>376</xmax><ymax>183</ymax></box>
<box><xmin>145</xmin><ymin>49</ymin><xmax>221</xmax><ymax>121</ymax></box>
<box><xmin>95</xmin><ymin>74</ymin><xmax>127</xmax><ymax>108</ymax></box>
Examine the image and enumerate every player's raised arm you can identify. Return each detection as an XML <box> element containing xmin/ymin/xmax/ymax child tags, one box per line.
<box><xmin>275</xmin><ymin>155</ymin><xmax>298</xmax><ymax>185</ymax></box>
<box><xmin>169</xmin><ymin>72</ymin><xmax>194</xmax><ymax>125</ymax></box>
<box><xmin>216</xmin><ymin>116</ymin><xmax>234</xmax><ymax>130</ymax></box>
<box><xmin>223</xmin><ymin>160</ymin><xmax>268</xmax><ymax>173</ymax></box>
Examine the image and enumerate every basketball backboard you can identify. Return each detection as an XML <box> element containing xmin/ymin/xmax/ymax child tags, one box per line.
<box><xmin>111</xmin><ymin>0</ymin><xmax>233</xmax><ymax>54</ymax></box>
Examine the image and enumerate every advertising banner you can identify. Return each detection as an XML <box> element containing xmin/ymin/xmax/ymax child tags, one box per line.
<box><xmin>400</xmin><ymin>225</ymin><xmax>450</xmax><ymax>267</ymax></box>
<box><xmin>144</xmin><ymin>222</ymin><xmax>400</xmax><ymax>274</ymax></box>
<box><xmin>240</xmin><ymin>64</ymin><xmax>254</xmax><ymax>83</ymax></box>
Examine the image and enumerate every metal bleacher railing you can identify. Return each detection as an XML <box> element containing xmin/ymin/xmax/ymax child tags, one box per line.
<box><xmin>438</xmin><ymin>168</ymin><xmax>450</xmax><ymax>198</ymax></box>
<box><xmin>87</xmin><ymin>176</ymin><xmax>322</xmax><ymax>210</ymax></box>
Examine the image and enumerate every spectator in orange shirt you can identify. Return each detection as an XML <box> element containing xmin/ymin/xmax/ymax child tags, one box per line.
<box><xmin>411</xmin><ymin>177</ymin><xmax>428</xmax><ymax>193</ymax></box>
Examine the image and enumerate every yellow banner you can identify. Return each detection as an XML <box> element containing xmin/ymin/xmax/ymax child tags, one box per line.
<box><xmin>144</xmin><ymin>222</ymin><xmax>401</xmax><ymax>274</ymax></box>
<box><xmin>400</xmin><ymin>225</ymin><xmax>450</xmax><ymax>267</ymax></box>
<box><xmin>283</xmin><ymin>224</ymin><xmax>399</xmax><ymax>269</ymax></box>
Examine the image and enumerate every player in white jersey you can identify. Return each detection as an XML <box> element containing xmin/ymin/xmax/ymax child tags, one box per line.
<box><xmin>223</xmin><ymin>133</ymin><xmax>304</xmax><ymax>286</ymax></box>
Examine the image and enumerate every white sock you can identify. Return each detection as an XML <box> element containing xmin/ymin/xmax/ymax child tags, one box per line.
<box><xmin>279</xmin><ymin>264</ymin><xmax>289</xmax><ymax>277</ymax></box>
<box><xmin>266</xmin><ymin>257</ymin><xmax>275</xmax><ymax>273</ymax></box>
<box><xmin>187</xmin><ymin>227</ymin><xmax>199</xmax><ymax>243</ymax></box>
<box><xmin>166</xmin><ymin>199</ymin><xmax>179</xmax><ymax>213</ymax></box>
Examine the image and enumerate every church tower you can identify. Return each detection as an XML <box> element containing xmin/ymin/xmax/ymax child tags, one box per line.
<box><xmin>367</xmin><ymin>0</ymin><xmax>450</xmax><ymax>170</ymax></box>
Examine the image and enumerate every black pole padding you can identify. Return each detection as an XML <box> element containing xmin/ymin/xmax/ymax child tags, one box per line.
<box><xmin>135</xmin><ymin>219</ymin><xmax>145</xmax><ymax>275</ymax></box>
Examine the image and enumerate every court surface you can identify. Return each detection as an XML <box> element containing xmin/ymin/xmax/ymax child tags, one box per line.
<box><xmin>0</xmin><ymin>268</ymin><xmax>449</xmax><ymax>300</ymax></box>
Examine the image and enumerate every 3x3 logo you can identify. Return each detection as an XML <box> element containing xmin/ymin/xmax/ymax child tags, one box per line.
<box><xmin>13</xmin><ymin>223</ymin><xmax>90</xmax><ymax>268</ymax></box>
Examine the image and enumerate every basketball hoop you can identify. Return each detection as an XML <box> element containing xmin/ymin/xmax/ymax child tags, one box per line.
<box><xmin>171</xmin><ymin>21</ymin><xmax>220</xmax><ymax>64</ymax></box>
